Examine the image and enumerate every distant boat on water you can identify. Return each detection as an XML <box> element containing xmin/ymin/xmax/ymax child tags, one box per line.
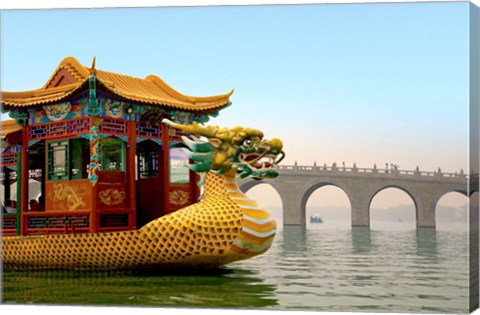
<box><xmin>310</xmin><ymin>216</ymin><xmax>324</xmax><ymax>224</ymax></box>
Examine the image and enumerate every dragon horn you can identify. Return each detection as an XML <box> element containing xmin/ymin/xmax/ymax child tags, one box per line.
<box><xmin>161</xmin><ymin>118</ymin><xmax>218</xmax><ymax>138</ymax></box>
<box><xmin>181</xmin><ymin>136</ymin><xmax>214</xmax><ymax>153</ymax></box>
<box><xmin>162</xmin><ymin>118</ymin><xmax>188</xmax><ymax>131</ymax></box>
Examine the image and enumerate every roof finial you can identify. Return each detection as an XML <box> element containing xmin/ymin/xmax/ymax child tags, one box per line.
<box><xmin>90</xmin><ymin>56</ymin><xmax>96</xmax><ymax>75</ymax></box>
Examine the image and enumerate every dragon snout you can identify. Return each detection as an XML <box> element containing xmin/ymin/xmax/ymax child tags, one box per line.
<box><xmin>267</xmin><ymin>138</ymin><xmax>285</xmax><ymax>164</ymax></box>
<box><xmin>258</xmin><ymin>138</ymin><xmax>285</xmax><ymax>165</ymax></box>
<box><xmin>259</xmin><ymin>138</ymin><xmax>283</xmax><ymax>151</ymax></box>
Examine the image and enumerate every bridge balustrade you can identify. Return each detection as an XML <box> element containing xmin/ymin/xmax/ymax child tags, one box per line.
<box><xmin>276</xmin><ymin>163</ymin><xmax>468</xmax><ymax>182</ymax></box>
<box><xmin>240</xmin><ymin>162</ymin><xmax>474</xmax><ymax>228</ymax></box>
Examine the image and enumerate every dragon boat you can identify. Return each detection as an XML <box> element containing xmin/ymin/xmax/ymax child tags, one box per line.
<box><xmin>0</xmin><ymin>56</ymin><xmax>284</xmax><ymax>270</ymax></box>
<box><xmin>2</xmin><ymin>119</ymin><xmax>284</xmax><ymax>269</ymax></box>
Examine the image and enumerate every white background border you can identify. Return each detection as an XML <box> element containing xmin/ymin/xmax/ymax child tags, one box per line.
<box><xmin>1</xmin><ymin>1</ymin><xmax>478</xmax><ymax>315</ymax></box>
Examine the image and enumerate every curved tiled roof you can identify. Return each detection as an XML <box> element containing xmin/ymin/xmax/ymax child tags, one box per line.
<box><xmin>1</xmin><ymin>82</ymin><xmax>86</xmax><ymax>107</ymax></box>
<box><xmin>0</xmin><ymin>119</ymin><xmax>22</xmax><ymax>139</ymax></box>
<box><xmin>1</xmin><ymin>56</ymin><xmax>233</xmax><ymax>112</ymax></box>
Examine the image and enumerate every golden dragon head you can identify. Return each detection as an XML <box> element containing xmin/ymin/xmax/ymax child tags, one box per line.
<box><xmin>162</xmin><ymin>119</ymin><xmax>285</xmax><ymax>179</ymax></box>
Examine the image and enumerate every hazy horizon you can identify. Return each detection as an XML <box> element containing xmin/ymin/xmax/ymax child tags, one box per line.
<box><xmin>261</xmin><ymin>203</ymin><xmax>468</xmax><ymax>231</ymax></box>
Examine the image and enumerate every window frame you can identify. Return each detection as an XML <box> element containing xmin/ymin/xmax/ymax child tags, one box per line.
<box><xmin>99</xmin><ymin>137</ymin><xmax>126</xmax><ymax>172</ymax></box>
<box><xmin>46</xmin><ymin>138</ymin><xmax>90</xmax><ymax>181</ymax></box>
<box><xmin>169</xmin><ymin>145</ymin><xmax>190</xmax><ymax>184</ymax></box>
<box><xmin>137</xmin><ymin>140</ymin><xmax>159</xmax><ymax>179</ymax></box>
<box><xmin>47</xmin><ymin>140</ymin><xmax>70</xmax><ymax>181</ymax></box>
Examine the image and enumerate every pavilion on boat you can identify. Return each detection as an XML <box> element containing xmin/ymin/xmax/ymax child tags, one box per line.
<box><xmin>0</xmin><ymin>56</ymin><xmax>232</xmax><ymax>236</ymax></box>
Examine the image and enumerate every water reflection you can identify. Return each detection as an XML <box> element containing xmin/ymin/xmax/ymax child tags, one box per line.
<box><xmin>281</xmin><ymin>225</ymin><xmax>307</xmax><ymax>252</ymax></box>
<box><xmin>2</xmin><ymin>268</ymin><xmax>278</xmax><ymax>307</ymax></box>
<box><xmin>2</xmin><ymin>225</ymin><xmax>469</xmax><ymax>313</ymax></box>
<box><xmin>415</xmin><ymin>228</ymin><xmax>438</xmax><ymax>258</ymax></box>
<box><xmin>351</xmin><ymin>227</ymin><xmax>372</xmax><ymax>254</ymax></box>
<box><xmin>275</xmin><ymin>226</ymin><xmax>311</xmax><ymax>275</ymax></box>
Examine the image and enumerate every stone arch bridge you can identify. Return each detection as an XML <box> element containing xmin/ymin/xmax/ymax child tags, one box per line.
<box><xmin>239</xmin><ymin>163</ymin><xmax>474</xmax><ymax>228</ymax></box>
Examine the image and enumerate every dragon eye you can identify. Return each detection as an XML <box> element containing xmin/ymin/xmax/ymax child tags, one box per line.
<box><xmin>242</xmin><ymin>139</ymin><xmax>253</xmax><ymax>147</ymax></box>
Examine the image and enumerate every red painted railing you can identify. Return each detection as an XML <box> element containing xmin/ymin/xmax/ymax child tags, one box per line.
<box><xmin>99</xmin><ymin>117</ymin><xmax>129</xmax><ymax>136</ymax></box>
<box><xmin>1</xmin><ymin>214</ymin><xmax>18</xmax><ymax>236</ymax></box>
<box><xmin>20</xmin><ymin>208</ymin><xmax>136</xmax><ymax>236</ymax></box>
<box><xmin>27</xmin><ymin>117</ymin><xmax>90</xmax><ymax>141</ymax></box>
<box><xmin>1</xmin><ymin>152</ymin><xmax>18</xmax><ymax>167</ymax></box>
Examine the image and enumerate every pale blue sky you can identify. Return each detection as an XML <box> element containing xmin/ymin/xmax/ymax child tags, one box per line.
<box><xmin>0</xmin><ymin>2</ymin><xmax>470</xmax><ymax>173</ymax></box>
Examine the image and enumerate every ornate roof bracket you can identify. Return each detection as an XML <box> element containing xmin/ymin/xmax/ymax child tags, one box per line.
<box><xmin>8</xmin><ymin>109</ymin><xmax>29</xmax><ymax>126</ymax></box>
<box><xmin>87</xmin><ymin>57</ymin><xmax>100</xmax><ymax>116</ymax></box>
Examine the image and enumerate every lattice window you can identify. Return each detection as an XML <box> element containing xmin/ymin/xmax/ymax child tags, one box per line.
<box><xmin>29</xmin><ymin>124</ymin><xmax>48</xmax><ymax>139</ymax></box>
<box><xmin>100</xmin><ymin>118</ymin><xmax>128</xmax><ymax>136</ymax></box>
<box><xmin>139</xmin><ymin>150</ymin><xmax>158</xmax><ymax>178</ymax></box>
<box><xmin>28</xmin><ymin>118</ymin><xmax>89</xmax><ymax>141</ymax></box>
<box><xmin>27</xmin><ymin>215</ymin><xmax>89</xmax><ymax>229</ymax></box>
<box><xmin>49</xmin><ymin>123</ymin><xmax>69</xmax><ymax>136</ymax></box>
<box><xmin>137</xmin><ymin>141</ymin><xmax>159</xmax><ymax>178</ymax></box>
<box><xmin>1</xmin><ymin>153</ymin><xmax>17</xmax><ymax>167</ymax></box>
<box><xmin>27</xmin><ymin>216</ymin><xmax>46</xmax><ymax>228</ymax></box>
<box><xmin>137</xmin><ymin>122</ymin><xmax>161</xmax><ymax>138</ymax></box>
<box><xmin>1</xmin><ymin>215</ymin><xmax>17</xmax><ymax>231</ymax></box>
<box><xmin>48</xmin><ymin>140</ymin><xmax>69</xmax><ymax>180</ymax></box>
<box><xmin>68</xmin><ymin>118</ymin><xmax>90</xmax><ymax>134</ymax></box>
<box><xmin>47</xmin><ymin>138</ymin><xmax>89</xmax><ymax>181</ymax></box>
<box><xmin>66</xmin><ymin>216</ymin><xmax>89</xmax><ymax>228</ymax></box>
<box><xmin>100</xmin><ymin>137</ymin><xmax>125</xmax><ymax>171</ymax></box>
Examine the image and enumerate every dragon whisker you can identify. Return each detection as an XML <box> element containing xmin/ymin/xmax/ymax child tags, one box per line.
<box><xmin>275</xmin><ymin>151</ymin><xmax>285</xmax><ymax>165</ymax></box>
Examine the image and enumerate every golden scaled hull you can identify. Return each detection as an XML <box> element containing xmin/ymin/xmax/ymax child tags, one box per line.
<box><xmin>1</xmin><ymin>195</ymin><xmax>274</xmax><ymax>270</ymax></box>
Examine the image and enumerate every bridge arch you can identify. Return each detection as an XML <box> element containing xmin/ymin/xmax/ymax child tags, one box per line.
<box><xmin>239</xmin><ymin>164</ymin><xmax>468</xmax><ymax>227</ymax></box>
<box><xmin>432</xmin><ymin>186</ymin><xmax>468</xmax><ymax>209</ymax></box>
<box><xmin>433</xmin><ymin>188</ymin><xmax>468</xmax><ymax>229</ymax></box>
<box><xmin>300</xmin><ymin>179</ymin><xmax>354</xmax><ymax>225</ymax></box>
<box><xmin>366</xmin><ymin>183</ymin><xmax>421</xmax><ymax>227</ymax></box>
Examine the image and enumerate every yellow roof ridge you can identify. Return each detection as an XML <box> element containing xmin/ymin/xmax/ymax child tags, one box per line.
<box><xmin>1</xmin><ymin>82</ymin><xmax>87</xmax><ymax>106</ymax></box>
<box><xmin>145</xmin><ymin>74</ymin><xmax>234</xmax><ymax>104</ymax></box>
<box><xmin>43</xmin><ymin>56</ymin><xmax>90</xmax><ymax>88</ymax></box>
<box><xmin>5</xmin><ymin>82</ymin><xmax>83</xmax><ymax>97</ymax></box>
<box><xmin>2</xmin><ymin>56</ymin><xmax>233</xmax><ymax>111</ymax></box>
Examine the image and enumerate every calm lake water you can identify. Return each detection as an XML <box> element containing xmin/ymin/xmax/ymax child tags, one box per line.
<box><xmin>1</xmin><ymin>221</ymin><xmax>471</xmax><ymax>313</ymax></box>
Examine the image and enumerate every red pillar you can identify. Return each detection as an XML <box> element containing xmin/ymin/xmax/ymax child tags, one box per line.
<box><xmin>20</xmin><ymin>127</ymin><xmax>29</xmax><ymax>236</ymax></box>
<box><xmin>127</xmin><ymin>120</ymin><xmax>137</xmax><ymax>229</ymax></box>
<box><xmin>88</xmin><ymin>116</ymin><xmax>100</xmax><ymax>233</ymax></box>
<box><xmin>161</xmin><ymin>124</ymin><xmax>170</xmax><ymax>215</ymax></box>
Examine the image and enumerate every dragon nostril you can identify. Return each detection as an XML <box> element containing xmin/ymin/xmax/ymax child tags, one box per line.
<box><xmin>263</xmin><ymin>145</ymin><xmax>271</xmax><ymax>152</ymax></box>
